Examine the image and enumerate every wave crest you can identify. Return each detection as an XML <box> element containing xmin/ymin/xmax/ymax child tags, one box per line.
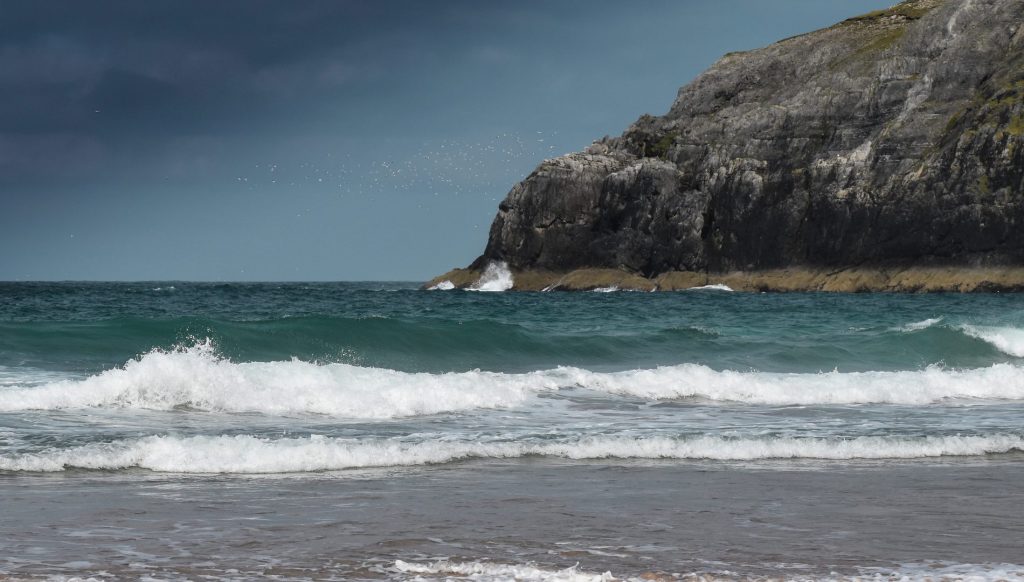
<box><xmin>391</xmin><ymin>560</ymin><xmax>1024</xmax><ymax>582</ymax></box>
<box><xmin>961</xmin><ymin>325</ymin><xmax>1024</xmax><ymax>357</ymax></box>
<box><xmin>0</xmin><ymin>341</ymin><xmax>553</xmax><ymax>417</ymax></box>
<box><xmin>393</xmin><ymin>560</ymin><xmax>617</xmax><ymax>582</ymax></box>
<box><xmin>469</xmin><ymin>261</ymin><xmax>514</xmax><ymax>292</ymax></box>
<box><xmin>893</xmin><ymin>317</ymin><xmax>943</xmax><ymax>332</ymax></box>
<box><xmin>7</xmin><ymin>341</ymin><xmax>1024</xmax><ymax>416</ymax></box>
<box><xmin>685</xmin><ymin>284</ymin><xmax>734</xmax><ymax>292</ymax></box>
<box><xmin>890</xmin><ymin>320</ymin><xmax>1024</xmax><ymax>358</ymax></box>
<box><xmin>2</xmin><ymin>433</ymin><xmax>1021</xmax><ymax>473</ymax></box>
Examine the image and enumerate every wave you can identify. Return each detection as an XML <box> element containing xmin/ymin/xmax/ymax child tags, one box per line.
<box><xmin>686</xmin><ymin>284</ymin><xmax>735</xmax><ymax>292</ymax></box>
<box><xmin>0</xmin><ymin>341</ymin><xmax>553</xmax><ymax>417</ymax></box>
<box><xmin>3</xmin><ymin>316</ymin><xmax>1021</xmax><ymax>379</ymax></box>
<box><xmin>881</xmin><ymin>319</ymin><xmax>1024</xmax><ymax>360</ymax></box>
<box><xmin>0</xmin><ymin>365</ymin><xmax>75</xmax><ymax>387</ymax></box>
<box><xmin>888</xmin><ymin>319</ymin><xmax>1024</xmax><ymax>358</ymax></box>
<box><xmin>391</xmin><ymin>560</ymin><xmax>1024</xmax><ymax>582</ymax></box>
<box><xmin>567</xmin><ymin>362</ymin><xmax>1024</xmax><ymax>404</ymax></box>
<box><xmin>390</xmin><ymin>560</ymin><xmax>1024</xmax><ymax>582</ymax></box>
<box><xmin>0</xmin><ymin>316</ymin><xmax>721</xmax><ymax>373</ymax></box>
<box><xmin>469</xmin><ymin>261</ymin><xmax>514</xmax><ymax>292</ymax></box>
<box><xmin>6</xmin><ymin>342</ymin><xmax>1024</xmax><ymax>415</ymax></box>
<box><xmin>393</xmin><ymin>560</ymin><xmax>618</xmax><ymax>582</ymax></box>
<box><xmin>427</xmin><ymin>280</ymin><xmax>456</xmax><ymax>291</ymax></box>
<box><xmin>893</xmin><ymin>317</ymin><xmax>944</xmax><ymax>332</ymax></box>
<box><xmin>2</xmin><ymin>433</ymin><xmax>1021</xmax><ymax>473</ymax></box>
<box><xmin>961</xmin><ymin>325</ymin><xmax>1024</xmax><ymax>357</ymax></box>
<box><xmin>859</xmin><ymin>563</ymin><xmax>1024</xmax><ymax>582</ymax></box>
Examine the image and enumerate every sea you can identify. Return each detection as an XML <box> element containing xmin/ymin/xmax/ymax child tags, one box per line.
<box><xmin>1</xmin><ymin>280</ymin><xmax>1024</xmax><ymax>581</ymax></box>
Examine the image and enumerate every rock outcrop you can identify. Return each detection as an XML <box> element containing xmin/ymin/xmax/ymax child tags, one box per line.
<box><xmin>433</xmin><ymin>0</ymin><xmax>1024</xmax><ymax>291</ymax></box>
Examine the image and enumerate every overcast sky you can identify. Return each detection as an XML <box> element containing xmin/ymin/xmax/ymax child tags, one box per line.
<box><xmin>0</xmin><ymin>0</ymin><xmax>891</xmax><ymax>281</ymax></box>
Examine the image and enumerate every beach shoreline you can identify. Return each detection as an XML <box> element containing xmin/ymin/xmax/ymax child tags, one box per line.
<box><xmin>4</xmin><ymin>459</ymin><xmax>1024</xmax><ymax>580</ymax></box>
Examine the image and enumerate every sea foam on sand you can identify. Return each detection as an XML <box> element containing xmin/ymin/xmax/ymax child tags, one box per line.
<box><xmin>3</xmin><ymin>433</ymin><xmax>1022</xmax><ymax>473</ymax></box>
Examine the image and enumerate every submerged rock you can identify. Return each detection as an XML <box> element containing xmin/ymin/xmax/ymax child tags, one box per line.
<box><xmin>436</xmin><ymin>0</ymin><xmax>1024</xmax><ymax>291</ymax></box>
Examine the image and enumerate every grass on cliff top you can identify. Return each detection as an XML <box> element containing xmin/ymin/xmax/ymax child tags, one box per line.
<box><xmin>827</xmin><ymin>0</ymin><xmax>939</xmax><ymax>72</ymax></box>
<box><xmin>858</xmin><ymin>27</ymin><xmax>906</xmax><ymax>54</ymax></box>
<box><xmin>828</xmin><ymin>26</ymin><xmax>908</xmax><ymax>72</ymax></box>
<box><xmin>843</xmin><ymin>0</ymin><xmax>934</xmax><ymax>24</ymax></box>
<box><xmin>778</xmin><ymin>0</ymin><xmax>931</xmax><ymax>48</ymax></box>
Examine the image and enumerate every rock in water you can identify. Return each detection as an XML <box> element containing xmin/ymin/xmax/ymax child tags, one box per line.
<box><xmin>443</xmin><ymin>0</ymin><xmax>1024</xmax><ymax>291</ymax></box>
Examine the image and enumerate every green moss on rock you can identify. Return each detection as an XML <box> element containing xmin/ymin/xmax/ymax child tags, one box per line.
<box><xmin>1008</xmin><ymin>114</ymin><xmax>1024</xmax><ymax>137</ymax></box>
<box><xmin>647</xmin><ymin>133</ymin><xmax>678</xmax><ymax>159</ymax></box>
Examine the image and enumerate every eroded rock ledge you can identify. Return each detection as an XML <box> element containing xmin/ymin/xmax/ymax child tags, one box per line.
<box><xmin>427</xmin><ymin>266</ymin><xmax>1024</xmax><ymax>293</ymax></box>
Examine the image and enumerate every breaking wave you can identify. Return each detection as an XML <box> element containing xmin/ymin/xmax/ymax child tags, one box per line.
<box><xmin>893</xmin><ymin>317</ymin><xmax>944</xmax><ymax>332</ymax></box>
<box><xmin>390</xmin><ymin>560</ymin><xmax>1024</xmax><ymax>582</ymax></box>
<box><xmin>686</xmin><ymin>284</ymin><xmax>735</xmax><ymax>292</ymax></box>
<box><xmin>5</xmin><ymin>341</ymin><xmax>1024</xmax><ymax>416</ymax></box>
<box><xmin>393</xmin><ymin>560</ymin><xmax>620</xmax><ymax>582</ymax></box>
<box><xmin>469</xmin><ymin>261</ymin><xmax>514</xmax><ymax>292</ymax></box>
<box><xmin>2</xmin><ymin>433</ymin><xmax>1022</xmax><ymax>473</ymax></box>
<box><xmin>0</xmin><ymin>340</ymin><xmax>550</xmax><ymax>418</ymax></box>
<box><xmin>888</xmin><ymin>319</ymin><xmax>1024</xmax><ymax>358</ymax></box>
<box><xmin>961</xmin><ymin>325</ymin><xmax>1024</xmax><ymax>357</ymax></box>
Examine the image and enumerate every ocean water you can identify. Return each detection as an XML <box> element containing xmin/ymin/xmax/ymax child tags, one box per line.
<box><xmin>2</xmin><ymin>282</ymin><xmax>1024</xmax><ymax>580</ymax></box>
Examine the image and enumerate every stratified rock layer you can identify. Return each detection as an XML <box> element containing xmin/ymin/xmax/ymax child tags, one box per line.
<box><xmin>463</xmin><ymin>0</ymin><xmax>1024</xmax><ymax>287</ymax></box>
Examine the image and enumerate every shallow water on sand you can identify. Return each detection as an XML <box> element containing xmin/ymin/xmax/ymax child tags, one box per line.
<box><xmin>4</xmin><ymin>461</ymin><xmax>1024</xmax><ymax>580</ymax></box>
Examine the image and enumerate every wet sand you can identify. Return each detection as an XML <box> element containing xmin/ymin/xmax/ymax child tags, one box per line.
<box><xmin>2</xmin><ymin>458</ymin><xmax>1022</xmax><ymax>580</ymax></box>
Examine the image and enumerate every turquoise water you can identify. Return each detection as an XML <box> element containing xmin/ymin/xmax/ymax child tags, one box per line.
<box><xmin>3</xmin><ymin>282</ymin><xmax>1024</xmax><ymax>375</ymax></box>
<box><xmin>4</xmin><ymin>281</ymin><xmax>1024</xmax><ymax>471</ymax></box>
<box><xmin>3</xmin><ymin>282</ymin><xmax>1024</xmax><ymax>579</ymax></box>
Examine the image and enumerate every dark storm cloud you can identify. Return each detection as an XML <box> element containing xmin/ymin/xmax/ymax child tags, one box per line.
<box><xmin>0</xmin><ymin>0</ymin><xmax>564</xmax><ymax>181</ymax></box>
<box><xmin>0</xmin><ymin>2</ymin><xmax>365</xmax><ymax>135</ymax></box>
<box><xmin>1</xmin><ymin>4</ymin><xmax>296</xmax><ymax>180</ymax></box>
<box><xmin>0</xmin><ymin>0</ymin><xmax>893</xmax><ymax>279</ymax></box>
<box><xmin>0</xmin><ymin>1</ymin><xmax>549</xmax><ymax>131</ymax></box>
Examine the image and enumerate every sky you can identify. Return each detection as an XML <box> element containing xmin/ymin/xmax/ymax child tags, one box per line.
<box><xmin>0</xmin><ymin>0</ymin><xmax>892</xmax><ymax>281</ymax></box>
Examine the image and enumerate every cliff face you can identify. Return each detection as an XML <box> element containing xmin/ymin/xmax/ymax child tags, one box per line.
<box><xmin>472</xmin><ymin>0</ymin><xmax>1024</xmax><ymax>278</ymax></box>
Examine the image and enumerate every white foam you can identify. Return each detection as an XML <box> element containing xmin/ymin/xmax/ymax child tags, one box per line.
<box><xmin>686</xmin><ymin>284</ymin><xmax>734</xmax><ymax>292</ymax></box>
<box><xmin>0</xmin><ymin>365</ymin><xmax>76</xmax><ymax>388</ymax></box>
<box><xmin>393</xmin><ymin>560</ymin><xmax>619</xmax><ymax>582</ymax></box>
<box><xmin>591</xmin><ymin>286</ymin><xmax>619</xmax><ymax>293</ymax></box>
<box><xmin>7</xmin><ymin>344</ymin><xmax>1024</xmax><ymax>416</ymax></box>
<box><xmin>864</xmin><ymin>562</ymin><xmax>1024</xmax><ymax>582</ymax></box>
<box><xmin>391</xmin><ymin>557</ymin><xmax>1024</xmax><ymax>581</ymax></box>
<box><xmin>961</xmin><ymin>325</ymin><xmax>1024</xmax><ymax>357</ymax></box>
<box><xmin>562</xmin><ymin>361</ymin><xmax>1024</xmax><ymax>405</ymax></box>
<box><xmin>389</xmin><ymin>560</ymin><xmax>1024</xmax><ymax>582</ymax></box>
<box><xmin>428</xmin><ymin>280</ymin><xmax>456</xmax><ymax>291</ymax></box>
<box><xmin>0</xmin><ymin>341</ymin><xmax>557</xmax><ymax>417</ymax></box>
<box><xmin>2</xmin><ymin>433</ymin><xmax>1021</xmax><ymax>473</ymax></box>
<box><xmin>895</xmin><ymin>317</ymin><xmax>943</xmax><ymax>332</ymax></box>
<box><xmin>469</xmin><ymin>261</ymin><xmax>514</xmax><ymax>292</ymax></box>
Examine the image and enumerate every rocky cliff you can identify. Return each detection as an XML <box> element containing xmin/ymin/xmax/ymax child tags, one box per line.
<box><xmin>433</xmin><ymin>0</ymin><xmax>1024</xmax><ymax>292</ymax></box>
